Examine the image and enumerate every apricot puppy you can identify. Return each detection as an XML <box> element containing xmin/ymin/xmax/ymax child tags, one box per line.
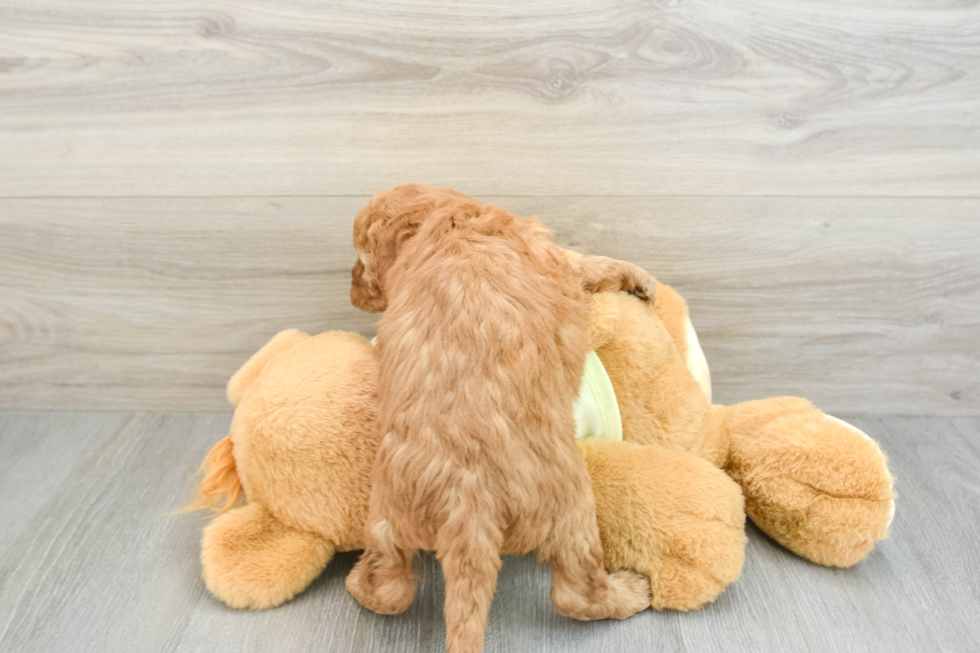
<box><xmin>347</xmin><ymin>185</ymin><xmax>653</xmax><ymax>653</ymax></box>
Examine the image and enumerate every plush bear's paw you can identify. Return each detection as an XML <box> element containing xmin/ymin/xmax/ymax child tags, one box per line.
<box><xmin>201</xmin><ymin>503</ymin><xmax>334</xmax><ymax>609</ymax></box>
<box><xmin>646</xmin><ymin>506</ymin><xmax>747</xmax><ymax>612</ymax></box>
<box><xmin>605</xmin><ymin>570</ymin><xmax>654</xmax><ymax>620</ymax></box>
<box><xmin>579</xmin><ymin>441</ymin><xmax>746</xmax><ymax>612</ymax></box>
<box><xmin>728</xmin><ymin>400</ymin><xmax>896</xmax><ymax>567</ymax></box>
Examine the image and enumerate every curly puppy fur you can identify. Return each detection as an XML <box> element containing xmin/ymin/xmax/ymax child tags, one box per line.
<box><xmin>347</xmin><ymin>185</ymin><xmax>653</xmax><ymax>653</ymax></box>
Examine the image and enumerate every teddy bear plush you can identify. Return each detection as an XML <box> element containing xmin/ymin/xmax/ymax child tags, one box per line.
<box><xmin>185</xmin><ymin>276</ymin><xmax>895</xmax><ymax>614</ymax></box>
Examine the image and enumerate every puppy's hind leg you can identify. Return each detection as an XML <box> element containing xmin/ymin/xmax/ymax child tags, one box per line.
<box><xmin>437</xmin><ymin>488</ymin><xmax>504</xmax><ymax>653</ymax></box>
<box><xmin>571</xmin><ymin>254</ymin><xmax>655</xmax><ymax>303</ymax></box>
<box><xmin>545</xmin><ymin>474</ymin><xmax>651</xmax><ymax>621</ymax></box>
<box><xmin>346</xmin><ymin>519</ymin><xmax>418</xmax><ymax>615</ymax></box>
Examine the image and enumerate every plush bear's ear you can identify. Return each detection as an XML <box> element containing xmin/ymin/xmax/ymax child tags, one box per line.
<box><xmin>651</xmin><ymin>282</ymin><xmax>712</xmax><ymax>402</ymax></box>
<box><xmin>227</xmin><ymin>329</ymin><xmax>311</xmax><ymax>405</ymax></box>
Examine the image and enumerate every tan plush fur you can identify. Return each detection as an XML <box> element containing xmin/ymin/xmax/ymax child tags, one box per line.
<box><xmin>346</xmin><ymin>186</ymin><xmax>653</xmax><ymax>653</ymax></box>
<box><xmin>722</xmin><ymin>399</ymin><xmax>894</xmax><ymax>566</ymax></box>
<box><xmin>591</xmin><ymin>288</ymin><xmax>896</xmax><ymax>567</ymax></box>
<box><xmin>231</xmin><ymin>330</ymin><xmax>379</xmax><ymax>552</ymax></box>
<box><xmin>185</xmin><ymin>262</ymin><xmax>894</xmax><ymax>618</ymax></box>
<box><xmin>226</xmin><ymin>328</ymin><xmax>310</xmax><ymax>406</ymax></box>
<box><xmin>202</xmin><ymin>502</ymin><xmax>334</xmax><ymax>610</ymax></box>
<box><xmin>580</xmin><ymin>441</ymin><xmax>745</xmax><ymax>611</ymax></box>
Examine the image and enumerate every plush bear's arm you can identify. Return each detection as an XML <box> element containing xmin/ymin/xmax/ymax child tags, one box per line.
<box><xmin>587</xmin><ymin>294</ymin><xmax>621</xmax><ymax>351</ymax></box>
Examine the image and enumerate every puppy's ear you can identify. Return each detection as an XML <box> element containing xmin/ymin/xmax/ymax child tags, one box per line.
<box><xmin>356</xmin><ymin>213</ymin><xmax>420</xmax><ymax>313</ymax></box>
<box><xmin>378</xmin><ymin>212</ymin><xmax>420</xmax><ymax>262</ymax></box>
<box><xmin>394</xmin><ymin>221</ymin><xmax>418</xmax><ymax>255</ymax></box>
<box><xmin>351</xmin><ymin>257</ymin><xmax>383</xmax><ymax>312</ymax></box>
<box><xmin>392</xmin><ymin>215</ymin><xmax>421</xmax><ymax>256</ymax></box>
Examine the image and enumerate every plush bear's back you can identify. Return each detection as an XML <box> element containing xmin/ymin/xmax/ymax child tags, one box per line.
<box><xmin>231</xmin><ymin>331</ymin><xmax>379</xmax><ymax>551</ymax></box>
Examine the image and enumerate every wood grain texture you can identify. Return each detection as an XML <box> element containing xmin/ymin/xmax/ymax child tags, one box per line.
<box><xmin>1</xmin><ymin>0</ymin><xmax>979</xmax><ymax>197</ymax></box>
<box><xmin>1</xmin><ymin>411</ymin><xmax>978</xmax><ymax>652</ymax></box>
<box><xmin>2</xmin><ymin>197</ymin><xmax>977</xmax><ymax>414</ymax></box>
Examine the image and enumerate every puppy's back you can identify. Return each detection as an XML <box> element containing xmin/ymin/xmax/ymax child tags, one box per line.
<box><xmin>372</xmin><ymin>203</ymin><xmax>589</xmax><ymax>540</ymax></box>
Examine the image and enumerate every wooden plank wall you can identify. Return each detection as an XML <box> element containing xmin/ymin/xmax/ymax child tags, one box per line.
<box><xmin>1</xmin><ymin>1</ymin><xmax>978</xmax><ymax>413</ymax></box>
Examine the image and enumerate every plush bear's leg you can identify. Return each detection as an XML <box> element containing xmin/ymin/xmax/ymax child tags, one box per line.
<box><xmin>543</xmin><ymin>471</ymin><xmax>651</xmax><ymax>622</ymax></box>
<box><xmin>722</xmin><ymin>398</ymin><xmax>896</xmax><ymax>567</ymax></box>
<box><xmin>579</xmin><ymin>440</ymin><xmax>746</xmax><ymax>611</ymax></box>
<box><xmin>201</xmin><ymin>502</ymin><xmax>334</xmax><ymax>609</ymax></box>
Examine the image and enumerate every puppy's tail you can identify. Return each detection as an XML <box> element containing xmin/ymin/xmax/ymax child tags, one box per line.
<box><xmin>177</xmin><ymin>434</ymin><xmax>243</xmax><ymax>514</ymax></box>
<box><xmin>438</xmin><ymin>481</ymin><xmax>504</xmax><ymax>653</ymax></box>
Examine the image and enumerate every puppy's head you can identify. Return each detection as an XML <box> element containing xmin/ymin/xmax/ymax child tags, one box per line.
<box><xmin>351</xmin><ymin>184</ymin><xmax>458</xmax><ymax>312</ymax></box>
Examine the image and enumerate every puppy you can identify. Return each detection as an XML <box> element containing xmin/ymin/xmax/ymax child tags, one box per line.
<box><xmin>347</xmin><ymin>185</ymin><xmax>652</xmax><ymax>653</ymax></box>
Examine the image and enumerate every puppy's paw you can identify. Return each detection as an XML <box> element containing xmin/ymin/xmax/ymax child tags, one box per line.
<box><xmin>620</xmin><ymin>263</ymin><xmax>654</xmax><ymax>303</ymax></box>
<box><xmin>628</xmin><ymin>282</ymin><xmax>653</xmax><ymax>303</ymax></box>
<box><xmin>574</xmin><ymin>256</ymin><xmax>655</xmax><ymax>302</ymax></box>
<box><xmin>346</xmin><ymin>551</ymin><xmax>417</xmax><ymax>615</ymax></box>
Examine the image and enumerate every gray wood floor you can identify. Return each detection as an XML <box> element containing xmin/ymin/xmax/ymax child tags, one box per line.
<box><xmin>1</xmin><ymin>411</ymin><xmax>978</xmax><ymax>653</ymax></box>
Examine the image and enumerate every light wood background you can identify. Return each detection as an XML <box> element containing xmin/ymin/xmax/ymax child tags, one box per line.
<box><xmin>2</xmin><ymin>0</ymin><xmax>979</xmax><ymax>413</ymax></box>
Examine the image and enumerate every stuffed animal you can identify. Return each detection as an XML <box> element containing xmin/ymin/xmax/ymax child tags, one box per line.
<box><xmin>184</xmin><ymin>276</ymin><xmax>894</xmax><ymax>614</ymax></box>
